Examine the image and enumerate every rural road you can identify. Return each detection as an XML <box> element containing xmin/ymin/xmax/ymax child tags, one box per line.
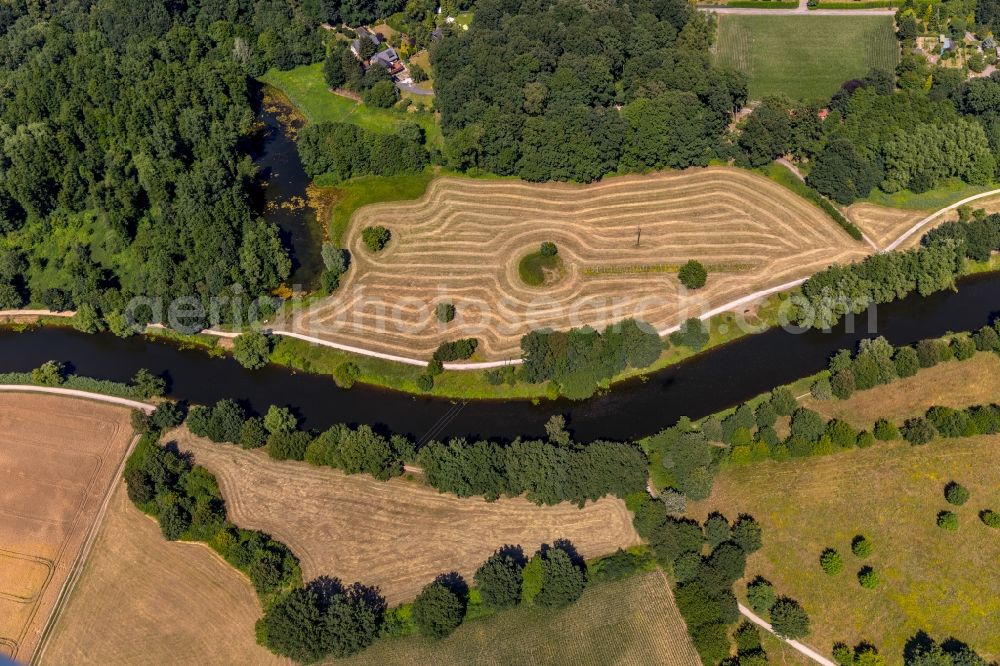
<box><xmin>5</xmin><ymin>184</ymin><xmax>1000</xmax><ymax>371</ymax></box>
<box><xmin>0</xmin><ymin>385</ymin><xmax>155</xmax><ymax>412</ymax></box>
<box><xmin>738</xmin><ymin>603</ymin><xmax>837</xmax><ymax>666</ymax></box>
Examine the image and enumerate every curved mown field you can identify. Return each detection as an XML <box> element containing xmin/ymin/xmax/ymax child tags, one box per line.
<box><xmin>173</xmin><ymin>429</ymin><xmax>641</xmax><ymax>605</ymax></box>
<box><xmin>296</xmin><ymin>168</ymin><xmax>868</xmax><ymax>361</ymax></box>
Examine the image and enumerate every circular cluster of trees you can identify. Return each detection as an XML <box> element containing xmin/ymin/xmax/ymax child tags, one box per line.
<box><xmin>362</xmin><ymin>225</ymin><xmax>392</xmax><ymax>252</ymax></box>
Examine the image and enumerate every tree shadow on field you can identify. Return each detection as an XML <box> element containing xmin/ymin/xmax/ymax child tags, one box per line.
<box><xmin>433</xmin><ymin>571</ymin><xmax>469</xmax><ymax>612</ymax></box>
<box><xmin>496</xmin><ymin>544</ymin><xmax>527</xmax><ymax>568</ymax></box>
<box><xmin>903</xmin><ymin>631</ymin><xmax>935</xmax><ymax>662</ymax></box>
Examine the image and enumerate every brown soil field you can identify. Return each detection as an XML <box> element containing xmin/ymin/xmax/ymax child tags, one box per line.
<box><xmin>0</xmin><ymin>393</ymin><xmax>135</xmax><ymax>663</ymax></box>
<box><xmin>801</xmin><ymin>353</ymin><xmax>1000</xmax><ymax>428</ymax></box>
<box><xmin>335</xmin><ymin>570</ymin><xmax>699</xmax><ymax>666</ymax></box>
<box><xmin>295</xmin><ymin>168</ymin><xmax>869</xmax><ymax>361</ymax></box>
<box><xmin>172</xmin><ymin>428</ymin><xmax>641</xmax><ymax>604</ymax></box>
<box><xmin>689</xmin><ymin>435</ymin><xmax>1000</xmax><ymax>660</ymax></box>
<box><xmin>39</xmin><ymin>484</ymin><xmax>288</xmax><ymax>666</ymax></box>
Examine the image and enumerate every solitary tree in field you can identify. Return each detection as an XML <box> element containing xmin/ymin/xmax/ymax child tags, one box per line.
<box><xmin>944</xmin><ymin>481</ymin><xmax>970</xmax><ymax>506</ymax></box>
<box><xmin>820</xmin><ymin>548</ymin><xmax>844</xmax><ymax>575</ymax></box>
<box><xmin>539</xmin><ymin>241</ymin><xmax>558</xmax><ymax>257</ymax></box>
<box><xmin>678</xmin><ymin>259</ymin><xmax>707</xmax><ymax>289</ymax></box>
<box><xmin>435</xmin><ymin>302</ymin><xmax>456</xmax><ymax>323</ymax></box>
<box><xmin>851</xmin><ymin>535</ymin><xmax>873</xmax><ymax>558</ymax></box>
<box><xmin>362</xmin><ymin>226</ymin><xmax>391</xmax><ymax>252</ymax></box>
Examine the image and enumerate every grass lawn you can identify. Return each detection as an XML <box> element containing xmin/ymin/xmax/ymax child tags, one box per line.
<box><xmin>864</xmin><ymin>179</ymin><xmax>998</xmax><ymax>210</ymax></box>
<box><xmin>319</xmin><ymin>170</ymin><xmax>439</xmax><ymax>244</ymax></box>
<box><xmin>689</xmin><ymin>434</ymin><xmax>1000</xmax><ymax>661</ymax></box>
<box><xmin>259</xmin><ymin>63</ymin><xmax>440</xmax><ymax>145</ymax></box>
<box><xmin>334</xmin><ymin>571</ymin><xmax>700</xmax><ymax>666</ymax></box>
<box><xmin>715</xmin><ymin>15</ymin><xmax>899</xmax><ymax>100</ymax></box>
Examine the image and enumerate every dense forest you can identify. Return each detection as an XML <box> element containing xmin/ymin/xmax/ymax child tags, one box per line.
<box><xmin>430</xmin><ymin>0</ymin><xmax>746</xmax><ymax>182</ymax></box>
<box><xmin>0</xmin><ymin>0</ymin><xmax>335</xmax><ymax>328</ymax></box>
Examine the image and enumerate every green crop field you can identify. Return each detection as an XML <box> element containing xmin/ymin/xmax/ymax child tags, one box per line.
<box><xmin>715</xmin><ymin>15</ymin><xmax>899</xmax><ymax>100</ymax></box>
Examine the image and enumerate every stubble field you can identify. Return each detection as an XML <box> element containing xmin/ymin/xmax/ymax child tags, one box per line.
<box><xmin>295</xmin><ymin>168</ymin><xmax>868</xmax><ymax>361</ymax></box>
<box><xmin>173</xmin><ymin>429</ymin><xmax>641</xmax><ymax>604</ymax></box>
<box><xmin>39</xmin><ymin>484</ymin><xmax>287</xmax><ymax>666</ymax></box>
<box><xmin>0</xmin><ymin>393</ymin><xmax>134</xmax><ymax>663</ymax></box>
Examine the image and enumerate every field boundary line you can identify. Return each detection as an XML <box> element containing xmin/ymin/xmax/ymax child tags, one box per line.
<box><xmin>31</xmin><ymin>432</ymin><xmax>143</xmax><ymax>666</ymax></box>
<box><xmin>738</xmin><ymin>603</ymin><xmax>836</xmax><ymax>665</ymax></box>
<box><xmin>0</xmin><ymin>386</ymin><xmax>155</xmax><ymax>412</ymax></box>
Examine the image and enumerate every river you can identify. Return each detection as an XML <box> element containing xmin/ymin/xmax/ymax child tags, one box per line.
<box><xmin>4</xmin><ymin>96</ymin><xmax>999</xmax><ymax>443</ymax></box>
<box><xmin>2</xmin><ymin>270</ymin><xmax>1000</xmax><ymax>442</ymax></box>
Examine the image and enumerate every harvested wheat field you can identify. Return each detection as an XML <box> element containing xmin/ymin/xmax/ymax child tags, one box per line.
<box><xmin>295</xmin><ymin>168</ymin><xmax>869</xmax><ymax>360</ymax></box>
<box><xmin>845</xmin><ymin>202</ymin><xmax>929</xmax><ymax>250</ymax></box>
<box><xmin>39</xmin><ymin>483</ymin><xmax>287</xmax><ymax>666</ymax></box>
<box><xmin>172</xmin><ymin>428</ymin><xmax>641</xmax><ymax>604</ymax></box>
<box><xmin>0</xmin><ymin>393</ymin><xmax>134</xmax><ymax>663</ymax></box>
<box><xmin>335</xmin><ymin>570</ymin><xmax>699</xmax><ymax>666</ymax></box>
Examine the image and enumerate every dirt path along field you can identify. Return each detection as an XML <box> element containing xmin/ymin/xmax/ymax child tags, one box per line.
<box><xmin>296</xmin><ymin>168</ymin><xmax>868</xmax><ymax>362</ymax></box>
<box><xmin>0</xmin><ymin>393</ymin><xmax>134</xmax><ymax>663</ymax></box>
<box><xmin>173</xmin><ymin>428</ymin><xmax>641</xmax><ymax>605</ymax></box>
<box><xmin>39</xmin><ymin>484</ymin><xmax>288</xmax><ymax>666</ymax></box>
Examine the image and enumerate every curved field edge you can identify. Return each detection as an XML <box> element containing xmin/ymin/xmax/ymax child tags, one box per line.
<box><xmin>295</xmin><ymin>167</ymin><xmax>869</xmax><ymax>361</ymax></box>
<box><xmin>38</xmin><ymin>484</ymin><xmax>285</xmax><ymax>666</ymax></box>
<box><xmin>173</xmin><ymin>429</ymin><xmax>642</xmax><ymax>605</ymax></box>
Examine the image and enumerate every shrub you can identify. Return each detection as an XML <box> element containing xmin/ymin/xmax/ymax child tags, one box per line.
<box><xmin>857</xmin><ymin>566</ymin><xmax>879</xmax><ymax>589</ymax></box>
<box><xmin>810</xmin><ymin>376</ymin><xmax>832</xmax><ymax>400</ymax></box>
<box><xmin>916</xmin><ymin>339</ymin><xmax>942</xmax><ymax>368</ymax></box>
<box><xmin>264</xmin><ymin>406</ymin><xmax>297</xmax><ymax>435</ymax></box>
<box><xmin>856</xmin><ymin>430</ymin><xmax>876</xmax><ymax>448</ymax></box>
<box><xmin>416</xmin><ymin>374</ymin><xmax>433</xmax><ymax>391</ymax></box>
<box><xmin>851</xmin><ymin>535</ymin><xmax>873</xmax><ymax>558</ymax></box>
<box><xmin>944</xmin><ymin>481</ymin><xmax>970</xmax><ymax>506</ymax></box>
<box><xmin>937</xmin><ymin>510</ymin><xmax>959</xmax><ymax>531</ymax></box>
<box><xmin>362</xmin><ymin>225</ymin><xmax>391</xmax><ymax>252</ymax></box>
<box><xmin>746</xmin><ymin>577</ymin><xmax>775</xmax><ymax>614</ymax></box>
<box><xmin>239</xmin><ymin>417</ymin><xmax>267</xmax><ymax>449</ymax></box>
<box><xmin>131</xmin><ymin>368</ymin><xmax>166</xmax><ymax>399</ymax></box>
<box><xmin>232</xmin><ymin>330</ymin><xmax>272</xmax><ymax>370</ymax></box>
<box><xmin>732</xmin><ymin>515</ymin><xmax>763</xmax><ymax>553</ymax></box>
<box><xmin>31</xmin><ymin>360</ymin><xmax>65</xmax><ymax>386</ymax></box>
<box><xmin>826</xmin><ymin>419</ymin><xmax>857</xmax><ymax>449</ymax></box>
<box><xmin>733</xmin><ymin>621</ymin><xmax>761</xmax><ymax>652</ymax></box>
<box><xmin>432</xmin><ymin>338</ymin><xmax>478</xmax><ymax>362</ymax></box>
<box><xmin>332</xmin><ymin>362</ymin><xmax>360</xmax><ymax>388</ymax></box>
<box><xmin>902</xmin><ymin>417</ymin><xmax>936</xmax><ymax>445</ymax></box>
<box><xmin>972</xmin><ymin>324</ymin><xmax>999</xmax><ymax>351</ymax></box>
<box><xmin>893</xmin><ymin>346</ymin><xmax>920</xmax><ymax>378</ymax></box>
<box><xmin>790</xmin><ymin>408</ymin><xmax>826</xmax><ymax>442</ymax></box>
<box><xmin>669</xmin><ymin>317</ymin><xmax>709</xmax><ymax>351</ymax></box>
<box><xmin>873</xmin><ymin>419</ymin><xmax>899</xmax><ymax>441</ymax></box>
<box><xmin>770</xmin><ymin>597</ymin><xmax>810</xmax><ymax>639</ymax></box>
<box><xmin>363</xmin><ymin>79</ymin><xmax>399</xmax><ymax>107</ymax></box>
<box><xmin>412</xmin><ymin>580</ymin><xmax>465</xmax><ymax>639</ymax></box>
<box><xmin>820</xmin><ymin>548</ymin><xmax>844</xmax><ymax>575</ymax></box>
<box><xmin>980</xmin><ymin>509</ymin><xmax>1000</xmax><ymax>528</ymax></box>
<box><xmin>435</xmin><ymin>302</ymin><xmax>456</xmax><ymax>323</ymax></box>
<box><xmin>951</xmin><ymin>336</ymin><xmax>976</xmax><ymax>361</ymax></box>
<box><xmin>539</xmin><ymin>241</ymin><xmax>557</xmax><ymax>257</ymax></box>
<box><xmin>266</xmin><ymin>431</ymin><xmax>312</xmax><ymax>461</ymax></box>
<box><xmin>150</xmin><ymin>402</ymin><xmax>184</xmax><ymax>430</ymax></box>
<box><xmin>770</xmin><ymin>387</ymin><xmax>798</xmax><ymax>416</ymax></box>
<box><xmin>678</xmin><ymin>260</ymin><xmax>707</xmax><ymax>289</ymax></box>
<box><xmin>830</xmin><ymin>370</ymin><xmax>855</xmax><ymax>399</ymax></box>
